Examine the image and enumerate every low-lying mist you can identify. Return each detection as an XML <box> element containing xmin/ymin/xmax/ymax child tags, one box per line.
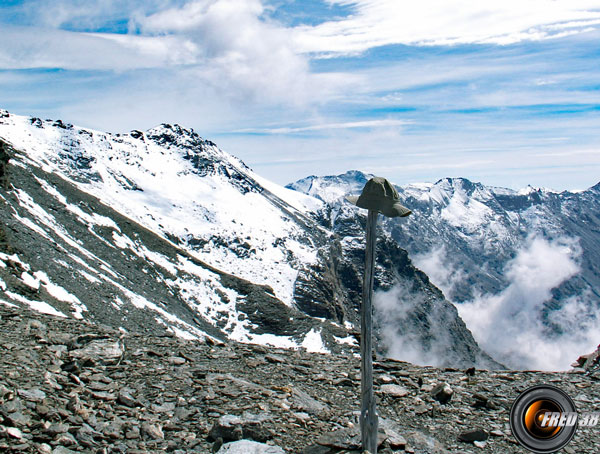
<box><xmin>374</xmin><ymin>282</ymin><xmax>453</xmax><ymax>367</ymax></box>
<box><xmin>415</xmin><ymin>235</ymin><xmax>599</xmax><ymax>371</ymax></box>
<box><xmin>373</xmin><ymin>279</ymin><xmax>494</xmax><ymax>369</ymax></box>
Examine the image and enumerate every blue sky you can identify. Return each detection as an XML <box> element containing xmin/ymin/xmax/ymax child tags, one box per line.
<box><xmin>1</xmin><ymin>0</ymin><xmax>599</xmax><ymax>190</ymax></box>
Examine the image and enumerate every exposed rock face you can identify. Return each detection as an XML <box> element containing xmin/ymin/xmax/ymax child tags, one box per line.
<box><xmin>1</xmin><ymin>305</ymin><xmax>599</xmax><ymax>454</ymax></box>
<box><xmin>572</xmin><ymin>344</ymin><xmax>600</xmax><ymax>371</ymax></box>
<box><xmin>0</xmin><ymin>139</ymin><xmax>10</xmax><ymax>188</ymax></box>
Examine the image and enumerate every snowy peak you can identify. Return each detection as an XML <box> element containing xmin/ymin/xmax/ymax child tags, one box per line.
<box><xmin>401</xmin><ymin>177</ymin><xmax>495</xmax><ymax>207</ymax></box>
<box><xmin>147</xmin><ymin>124</ymin><xmax>260</xmax><ymax>195</ymax></box>
<box><xmin>143</xmin><ymin>123</ymin><xmax>254</xmax><ymax>183</ymax></box>
<box><xmin>1</xmin><ymin>113</ymin><xmax>255</xmax><ymax>192</ymax></box>
<box><xmin>434</xmin><ymin>177</ymin><xmax>482</xmax><ymax>193</ymax></box>
<box><xmin>286</xmin><ymin>170</ymin><xmax>372</xmax><ymax>204</ymax></box>
<box><xmin>0</xmin><ymin>111</ymin><xmax>325</xmax><ymax>307</ymax></box>
<box><xmin>145</xmin><ymin>123</ymin><xmax>214</xmax><ymax>149</ymax></box>
<box><xmin>0</xmin><ymin>112</ymin><xmax>345</xmax><ymax>351</ymax></box>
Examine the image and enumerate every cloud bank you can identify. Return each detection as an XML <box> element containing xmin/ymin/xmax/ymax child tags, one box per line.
<box><xmin>0</xmin><ymin>1</ymin><xmax>328</xmax><ymax>106</ymax></box>
<box><xmin>412</xmin><ymin>245</ymin><xmax>467</xmax><ymax>302</ymax></box>
<box><xmin>455</xmin><ymin>235</ymin><xmax>600</xmax><ymax>371</ymax></box>
<box><xmin>137</xmin><ymin>0</ymin><xmax>316</xmax><ymax>104</ymax></box>
<box><xmin>374</xmin><ymin>281</ymin><xmax>455</xmax><ymax>367</ymax></box>
<box><xmin>294</xmin><ymin>0</ymin><xmax>600</xmax><ymax>54</ymax></box>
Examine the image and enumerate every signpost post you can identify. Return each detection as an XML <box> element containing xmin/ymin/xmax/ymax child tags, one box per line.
<box><xmin>361</xmin><ymin>209</ymin><xmax>378</xmax><ymax>453</ymax></box>
<box><xmin>346</xmin><ymin>177</ymin><xmax>411</xmax><ymax>454</ymax></box>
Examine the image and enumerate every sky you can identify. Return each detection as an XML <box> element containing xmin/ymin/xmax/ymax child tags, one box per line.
<box><xmin>1</xmin><ymin>0</ymin><xmax>599</xmax><ymax>190</ymax></box>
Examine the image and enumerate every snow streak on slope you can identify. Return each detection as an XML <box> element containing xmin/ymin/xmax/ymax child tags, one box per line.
<box><xmin>0</xmin><ymin>175</ymin><xmax>218</xmax><ymax>340</ymax></box>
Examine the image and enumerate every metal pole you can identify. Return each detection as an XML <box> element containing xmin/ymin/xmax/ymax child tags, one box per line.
<box><xmin>361</xmin><ymin>209</ymin><xmax>378</xmax><ymax>453</ymax></box>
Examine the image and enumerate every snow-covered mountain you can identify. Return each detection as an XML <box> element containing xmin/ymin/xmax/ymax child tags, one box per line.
<box><xmin>0</xmin><ymin>110</ymin><xmax>497</xmax><ymax>368</ymax></box>
<box><xmin>288</xmin><ymin>171</ymin><xmax>600</xmax><ymax>370</ymax></box>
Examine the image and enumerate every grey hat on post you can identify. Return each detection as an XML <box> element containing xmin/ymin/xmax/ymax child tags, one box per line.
<box><xmin>346</xmin><ymin>176</ymin><xmax>411</xmax><ymax>218</ymax></box>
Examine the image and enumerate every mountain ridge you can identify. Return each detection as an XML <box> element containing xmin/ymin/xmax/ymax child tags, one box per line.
<box><xmin>287</xmin><ymin>170</ymin><xmax>600</xmax><ymax>370</ymax></box>
<box><xmin>0</xmin><ymin>109</ymin><xmax>498</xmax><ymax>368</ymax></box>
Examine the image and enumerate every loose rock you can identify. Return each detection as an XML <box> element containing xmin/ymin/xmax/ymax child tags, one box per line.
<box><xmin>431</xmin><ymin>382</ymin><xmax>453</xmax><ymax>404</ymax></box>
<box><xmin>378</xmin><ymin>384</ymin><xmax>409</xmax><ymax>398</ymax></box>
<box><xmin>216</xmin><ymin>439</ymin><xmax>286</xmax><ymax>453</ymax></box>
<box><xmin>1</xmin><ymin>305</ymin><xmax>599</xmax><ymax>454</ymax></box>
<box><xmin>458</xmin><ymin>429</ymin><xmax>489</xmax><ymax>443</ymax></box>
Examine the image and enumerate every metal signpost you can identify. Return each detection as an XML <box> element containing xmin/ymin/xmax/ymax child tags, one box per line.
<box><xmin>346</xmin><ymin>177</ymin><xmax>411</xmax><ymax>454</ymax></box>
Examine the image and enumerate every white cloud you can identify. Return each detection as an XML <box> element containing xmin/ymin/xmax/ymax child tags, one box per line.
<box><xmin>1</xmin><ymin>1</ymin><xmax>599</xmax><ymax>191</ymax></box>
<box><xmin>136</xmin><ymin>0</ymin><xmax>316</xmax><ymax>104</ymax></box>
<box><xmin>374</xmin><ymin>282</ymin><xmax>455</xmax><ymax>367</ymax></box>
<box><xmin>456</xmin><ymin>235</ymin><xmax>598</xmax><ymax>371</ymax></box>
<box><xmin>293</xmin><ymin>0</ymin><xmax>600</xmax><ymax>55</ymax></box>
<box><xmin>4</xmin><ymin>1</ymin><xmax>600</xmax><ymax>109</ymax></box>
<box><xmin>0</xmin><ymin>1</ymin><xmax>331</xmax><ymax>104</ymax></box>
<box><xmin>140</xmin><ymin>0</ymin><xmax>262</xmax><ymax>33</ymax></box>
<box><xmin>235</xmin><ymin>119</ymin><xmax>410</xmax><ymax>134</ymax></box>
<box><xmin>412</xmin><ymin>245</ymin><xmax>466</xmax><ymax>301</ymax></box>
<box><xmin>5</xmin><ymin>0</ymin><xmax>177</xmax><ymax>30</ymax></box>
<box><xmin>0</xmin><ymin>26</ymin><xmax>195</xmax><ymax>70</ymax></box>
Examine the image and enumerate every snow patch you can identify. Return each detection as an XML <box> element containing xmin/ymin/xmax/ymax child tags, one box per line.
<box><xmin>170</xmin><ymin>326</ymin><xmax>199</xmax><ymax>340</ymax></box>
<box><xmin>4</xmin><ymin>291</ymin><xmax>67</xmax><ymax>317</ymax></box>
<box><xmin>0</xmin><ymin>299</ymin><xmax>18</xmax><ymax>308</ymax></box>
<box><xmin>245</xmin><ymin>333</ymin><xmax>299</xmax><ymax>349</ymax></box>
<box><xmin>440</xmin><ymin>188</ymin><xmax>493</xmax><ymax>232</ymax></box>
<box><xmin>301</xmin><ymin>328</ymin><xmax>330</xmax><ymax>353</ymax></box>
<box><xmin>20</xmin><ymin>272</ymin><xmax>40</xmax><ymax>290</ymax></box>
<box><xmin>0</xmin><ymin>253</ymin><xmax>31</xmax><ymax>271</ymax></box>
<box><xmin>13</xmin><ymin>213</ymin><xmax>52</xmax><ymax>240</ymax></box>
<box><xmin>78</xmin><ymin>269</ymin><xmax>101</xmax><ymax>283</ymax></box>
<box><xmin>334</xmin><ymin>335</ymin><xmax>358</xmax><ymax>346</ymax></box>
<box><xmin>112</xmin><ymin>232</ymin><xmax>135</xmax><ymax>249</ymax></box>
<box><xmin>252</xmin><ymin>173</ymin><xmax>324</xmax><ymax>213</ymax></box>
<box><xmin>33</xmin><ymin>271</ymin><xmax>88</xmax><ymax>319</ymax></box>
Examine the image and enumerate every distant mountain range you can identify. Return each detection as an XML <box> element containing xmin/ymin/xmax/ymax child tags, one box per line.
<box><xmin>0</xmin><ymin>109</ymin><xmax>498</xmax><ymax>368</ymax></box>
<box><xmin>287</xmin><ymin>171</ymin><xmax>600</xmax><ymax>369</ymax></box>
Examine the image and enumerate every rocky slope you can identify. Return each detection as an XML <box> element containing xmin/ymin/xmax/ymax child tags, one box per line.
<box><xmin>0</xmin><ymin>109</ymin><xmax>495</xmax><ymax>368</ymax></box>
<box><xmin>1</xmin><ymin>304</ymin><xmax>599</xmax><ymax>454</ymax></box>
